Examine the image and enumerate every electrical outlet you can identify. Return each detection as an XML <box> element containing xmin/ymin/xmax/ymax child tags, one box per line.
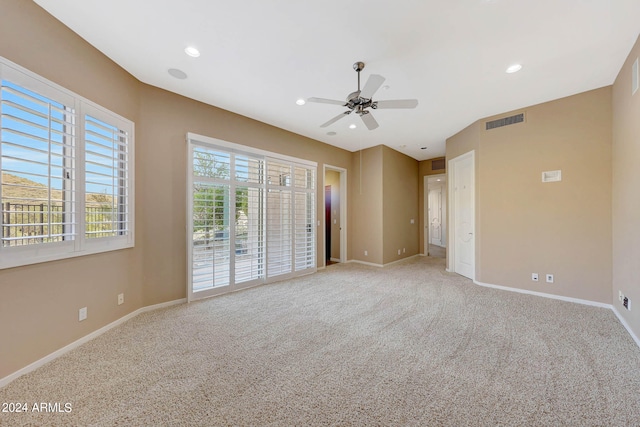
<box><xmin>398</xmin><ymin>249</ymin><xmax>401</xmax><ymax>255</ymax></box>
<box><xmin>546</xmin><ymin>274</ymin><xmax>554</xmax><ymax>283</ymax></box>
<box><xmin>532</xmin><ymin>273</ymin><xmax>539</xmax><ymax>282</ymax></box>
<box><xmin>364</xmin><ymin>250</ymin><xmax>368</xmax><ymax>256</ymax></box>
<box><xmin>118</xmin><ymin>293</ymin><xmax>124</xmax><ymax>305</ymax></box>
<box><xmin>403</xmin><ymin>248</ymin><xmax>406</xmax><ymax>253</ymax></box>
<box><xmin>79</xmin><ymin>307</ymin><xmax>87</xmax><ymax>321</ymax></box>
<box><xmin>623</xmin><ymin>297</ymin><xmax>631</xmax><ymax>310</ymax></box>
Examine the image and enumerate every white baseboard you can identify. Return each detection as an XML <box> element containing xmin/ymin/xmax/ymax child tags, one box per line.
<box><xmin>612</xmin><ymin>307</ymin><xmax>640</xmax><ymax>349</ymax></box>
<box><xmin>348</xmin><ymin>254</ymin><xmax>420</xmax><ymax>268</ymax></box>
<box><xmin>330</xmin><ymin>257</ymin><xmax>341</xmax><ymax>262</ymax></box>
<box><xmin>348</xmin><ymin>259</ymin><xmax>384</xmax><ymax>268</ymax></box>
<box><xmin>0</xmin><ymin>298</ymin><xmax>186</xmax><ymax>389</ymax></box>
<box><xmin>473</xmin><ymin>279</ymin><xmax>612</xmax><ymax>309</ymax></box>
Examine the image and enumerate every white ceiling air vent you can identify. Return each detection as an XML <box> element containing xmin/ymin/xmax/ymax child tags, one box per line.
<box><xmin>632</xmin><ymin>58</ymin><xmax>639</xmax><ymax>95</ymax></box>
<box><xmin>542</xmin><ymin>170</ymin><xmax>561</xmax><ymax>183</ymax></box>
<box><xmin>485</xmin><ymin>113</ymin><xmax>525</xmax><ymax>130</ymax></box>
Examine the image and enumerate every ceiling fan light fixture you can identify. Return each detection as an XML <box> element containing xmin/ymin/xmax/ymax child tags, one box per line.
<box><xmin>506</xmin><ymin>64</ymin><xmax>522</xmax><ymax>73</ymax></box>
<box><xmin>349</xmin><ymin>124</ymin><xmax>357</xmax><ymax>129</ymax></box>
<box><xmin>184</xmin><ymin>46</ymin><xmax>200</xmax><ymax>57</ymax></box>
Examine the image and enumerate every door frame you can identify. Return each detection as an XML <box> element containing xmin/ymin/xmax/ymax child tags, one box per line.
<box><xmin>448</xmin><ymin>151</ymin><xmax>475</xmax><ymax>278</ymax></box>
<box><xmin>424</xmin><ymin>173</ymin><xmax>446</xmax><ymax>255</ymax></box>
<box><xmin>323</xmin><ymin>165</ymin><xmax>347</xmax><ymax>265</ymax></box>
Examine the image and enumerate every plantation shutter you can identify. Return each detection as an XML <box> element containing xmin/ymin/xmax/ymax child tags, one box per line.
<box><xmin>0</xmin><ymin>78</ymin><xmax>76</xmax><ymax>247</ymax></box>
<box><xmin>266</xmin><ymin>160</ymin><xmax>292</xmax><ymax>277</ymax></box>
<box><xmin>234</xmin><ymin>154</ymin><xmax>264</xmax><ymax>284</ymax></box>
<box><xmin>84</xmin><ymin>113</ymin><xmax>131</xmax><ymax>239</ymax></box>
<box><xmin>294</xmin><ymin>166</ymin><xmax>315</xmax><ymax>271</ymax></box>
<box><xmin>191</xmin><ymin>148</ymin><xmax>232</xmax><ymax>291</ymax></box>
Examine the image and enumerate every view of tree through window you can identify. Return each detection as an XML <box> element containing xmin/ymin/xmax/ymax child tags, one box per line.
<box><xmin>188</xmin><ymin>140</ymin><xmax>315</xmax><ymax>299</ymax></box>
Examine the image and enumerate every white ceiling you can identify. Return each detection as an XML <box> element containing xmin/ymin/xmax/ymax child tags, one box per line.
<box><xmin>34</xmin><ymin>0</ymin><xmax>640</xmax><ymax>161</ymax></box>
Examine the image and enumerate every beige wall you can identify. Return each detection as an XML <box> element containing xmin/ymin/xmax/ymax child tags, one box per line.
<box><xmin>350</xmin><ymin>147</ymin><xmax>384</xmax><ymax>264</ymax></box>
<box><xmin>612</xmin><ymin>35</ymin><xmax>640</xmax><ymax>337</ymax></box>
<box><xmin>349</xmin><ymin>146</ymin><xmax>420</xmax><ymax>265</ymax></box>
<box><xmin>382</xmin><ymin>146</ymin><xmax>419</xmax><ymax>264</ymax></box>
<box><xmin>325</xmin><ymin>170</ymin><xmax>341</xmax><ymax>260</ymax></box>
<box><xmin>447</xmin><ymin>87</ymin><xmax>613</xmax><ymax>303</ymax></box>
<box><xmin>418</xmin><ymin>157</ymin><xmax>446</xmax><ymax>253</ymax></box>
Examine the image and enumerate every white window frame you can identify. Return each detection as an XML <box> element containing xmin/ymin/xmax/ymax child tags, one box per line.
<box><xmin>0</xmin><ymin>56</ymin><xmax>135</xmax><ymax>269</ymax></box>
<box><xmin>187</xmin><ymin>132</ymin><xmax>316</xmax><ymax>302</ymax></box>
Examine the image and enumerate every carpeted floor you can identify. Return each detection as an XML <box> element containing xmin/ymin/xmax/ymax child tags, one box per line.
<box><xmin>428</xmin><ymin>244</ymin><xmax>446</xmax><ymax>259</ymax></box>
<box><xmin>1</xmin><ymin>256</ymin><xmax>640</xmax><ymax>426</ymax></box>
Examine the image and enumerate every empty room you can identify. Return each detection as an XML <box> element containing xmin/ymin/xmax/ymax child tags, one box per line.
<box><xmin>1</xmin><ymin>0</ymin><xmax>640</xmax><ymax>425</ymax></box>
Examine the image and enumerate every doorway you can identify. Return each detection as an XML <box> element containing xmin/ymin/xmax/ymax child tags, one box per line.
<box><xmin>424</xmin><ymin>174</ymin><xmax>447</xmax><ymax>258</ymax></box>
<box><xmin>448</xmin><ymin>151</ymin><xmax>475</xmax><ymax>280</ymax></box>
<box><xmin>323</xmin><ymin>165</ymin><xmax>347</xmax><ymax>266</ymax></box>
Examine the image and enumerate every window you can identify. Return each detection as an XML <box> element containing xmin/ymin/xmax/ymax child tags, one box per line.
<box><xmin>0</xmin><ymin>57</ymin><xmax>134</xmax><ymax>269</ymax></box>
<box><xmin>187</xmin><ymin>134</ymin><xmax>316</xmax><ymax>301</ymax></box>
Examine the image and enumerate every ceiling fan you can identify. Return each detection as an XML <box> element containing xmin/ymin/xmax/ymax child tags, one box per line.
<box><xmin>308</xmin><ymin>62</ymin><xmax>418</xmax><ymax>130</ymax></box>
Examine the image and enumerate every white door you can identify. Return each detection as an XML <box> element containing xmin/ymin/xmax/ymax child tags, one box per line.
<box><xmin>428</xmin><ymin>186</ymin><xmax>443</xmax><ymax>246</ymax></box>
<box><xmin>450</xmin><ymin>152</ymin><xmax>475</xmax><ymax>280</ymax></box>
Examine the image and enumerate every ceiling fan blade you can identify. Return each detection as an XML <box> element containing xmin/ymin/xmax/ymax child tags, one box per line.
<box><xmin>359</xmin><ymin>74</ymin><xmax>386</xmax><ymax>100</ymax></box>
<box><xmin>360</xmin><ymin>112</ymin><xmax>379</xmax><ymax>130</ymax></box>
<box><xmin>374</xmin><ymin>99</ymin><xmax>419</xmax><ymax>109</ymax></box>
<box><xmin>308</xmin><ymin>97</ymin><xmax>347</xmax><ymax>106</ymax></box>
<box><xmin>320</xmin><ymin>111</ymin><xmax>351</xmax><ymax>128</ymax></box>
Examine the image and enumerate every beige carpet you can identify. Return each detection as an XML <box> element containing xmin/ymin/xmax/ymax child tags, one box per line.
<box><xmin>1</xmin><ymin>256</ymin><xmax>640</xmax><ymax>426</ymax></box>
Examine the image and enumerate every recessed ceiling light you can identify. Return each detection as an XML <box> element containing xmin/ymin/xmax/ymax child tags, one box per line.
<box><xmin>327</xmin><ymin>131</ymin><xmax>336</xmax><ymax>136</ymax></box>
<box><xmin>506</xmin><ymin>64</ymin><xmax>522</xmax><ymax>73</ymax></box>
<box><xmin>168</xmin><ymin>68</ymin><xmax>188</xmax><ymax>79</ymax></box>
<box><xmin>436</xmin><ymin>179</ymin><xmax>441</xmax><ymax>181</ymax></box>
<box><xmin>296</xmin><ymin>98</ymin><xmax>306</xmax><ymax>106</ymax></box>
<box><xmin>185</xmin><ymin>46</ymin><xmax>200</xmax><ymax>57</ymax></box>
<box><xmin>349</xmin><ymin>124</ymin><xmax>357</xmax><ymax>129</ymax></box>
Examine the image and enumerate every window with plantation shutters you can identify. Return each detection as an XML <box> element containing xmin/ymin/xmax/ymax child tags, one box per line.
<box><xmin>0</xmin><ymin>57</ymin><xmax>135</xmax><ymax>269</ymax></box>
<box><xmin>187</xmin><ymin>134</ymin><xmax>316</xmax><ymax>301</ymax></box>
<box><xmin>1</xmin><ymin>80</ymin><xmax>76</xmax><ymax>248</ymax></box>
<box><xmin>84</xmin><ymin>113</ymin><xmax>130</xmax><ymax>239</ymax></box>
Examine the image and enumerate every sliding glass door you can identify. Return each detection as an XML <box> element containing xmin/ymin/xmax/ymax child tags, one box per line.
<box><xmin>187</xmin><ymin>136</ymin><xmax>316</xmax><ymax>301</ymax></box>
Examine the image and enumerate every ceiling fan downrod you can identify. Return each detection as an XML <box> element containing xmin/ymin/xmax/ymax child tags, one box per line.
<box><xmin>353</xmin><ymin>61</ymin><xmax>365</xmax><ymax>92</ymax></box>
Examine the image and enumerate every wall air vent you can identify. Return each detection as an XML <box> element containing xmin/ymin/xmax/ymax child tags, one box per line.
<box><xmin>431</xmin><ymin>158</ymin><xmax>445</xmax><ymax>171</ymax></box>
<box><xmin>485</xmin><ymin>113</ymin><xmax>525</xmax><ymax>130</ymax></box>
